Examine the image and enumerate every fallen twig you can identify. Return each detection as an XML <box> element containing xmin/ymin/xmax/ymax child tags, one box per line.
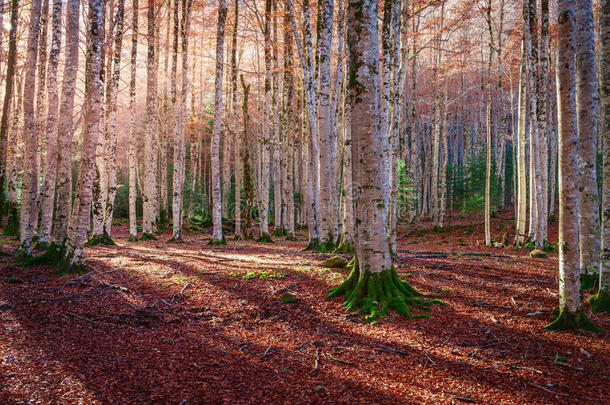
<box><xmin>309</xmin><ymin>348</ymin><xmax>320</xmax><ymax>375</ymax></box>
<box><xmin>261</xmin><ymin>342</ymin><xmax>274</xmax><ymax>359</ymax></box>
<box><xmin>326</xmin><ymin>353</ymin><xmax>355</xmax><ymax>366</ymax></box>
<box><xmin>180</xmin><ymin>282</ymin><xmax>192</xmax><ymax>295</ymax></box>
<box><xmin>529</xmin><ymin>383</ymin><xmax>571</xmax><ymax>397</ymax></box>
<box><xmin>373</xmin><ymin>344</ymin><xmax>408</xmax><ymax>356</ymax></box>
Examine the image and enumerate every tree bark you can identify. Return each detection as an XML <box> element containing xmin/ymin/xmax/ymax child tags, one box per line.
<box><xmin>546</xmin><ymin>0</ymin><xmax>598</xmax><ymax>331</ymax></box>
<box><xmin>575</xmin><ymin>0</ymin><xmax>601</xmax><ymax>280</ymax></box>
<box><xmin>17</xmin><ymin>0</ymin><xmax>43</xmax><ymax>255</ymax></box>
<box><xmin>128</xmin><ymin>0</ymin><xmax>139</xmax><ymax>240</ymax></box>
<box><xmin>62</xmin><ymin>0</ymin><xmax>106</xmax><ymax>270</ymax></box>
<box><xmin>210</xmin><ymin>0</ymin><xmax>227</xmax><ymax>244</ymax></box>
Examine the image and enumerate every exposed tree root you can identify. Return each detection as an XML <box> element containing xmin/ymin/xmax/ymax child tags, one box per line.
<box><xmin>333</xmin><ymin>237</ymin><xmax>354</xmax><ymax>254</ymax></box>
<box><xmin>544</xmin><ymin>307</ymin><xmax>600</xmax><ymax>332</ymax></box>
<box><xmin>257</xmin><ymin>232</ymin><xmax>273</xmax><ymax>243</ymax></box>
<box><xmin>328</xmin><ymin>261</ymin><xmax>444</xmax><ymax>323</ymax></box>
<box><xmin>587</xmin><ymin>289</ymin><xmax>610</xmax><ymax>313</ymax></box>
<box><xmin>208</xmin><ymin>237</ymin><xmax>228</xmax><ymax>246</ymax></box>
<box><xmin>86</xmin><ymin>231</ymin><xmax>116</xmax><ymax>246</ymax></box>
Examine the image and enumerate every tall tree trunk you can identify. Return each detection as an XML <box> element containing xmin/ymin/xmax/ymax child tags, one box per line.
<box><xmin>142</xmin><ymin>0</ymin><xmax>157</xmax><ymax>239</ymax></box>
<box><xmin>170</xmin><ymin>0</ymin><xmax>181</xmax><ymax>240</ymax></box>
<box><xmin>575</xmin><ymin>0</ymin><xmax>601</xmax><ymax>283</ymax></box>
<box><xmin>62</xmin><ymin>0</ymin><xmax>106</xmax><ymax>270</ymax></box>
<box><xmin>232</xmin><ymin>0</ymin><xmax>242</xmax><ymax>239</ymax></box>
<box><xmin>37</xmin><ymin>0</ymin><xmax>63</xmax><ymax>248</ymax></box>
<box><xmin>17</xmin><ymin>0</ymin><xmax>43</xmax><ymax>255</ymax></box>
<box><xmin>330</xmin><ymin>0</ymin><xmax>434</xmax><ymax>323</ymax></box>
<box><xmin>35</xmin><ymin>0</ymin><xmax>50</xmax><ymax>197</ymax></box>
<box><xmin>537</xmin><ymin>0</ymin><xmax>550</xmax><ymax>244</ymax></box>
<box><xmin>592</xmin><ymin>0</ymin><xmax>610</xmax><ymax>312</ymax></box>
<box><xmin>316</xmin><ymin>0</ymin><xmax>335</xmax><ymax>249</ymax></box>
<box><xmin>546</xmin><ymin>0</ymin><xmax>598</xmax><ymax>331</ymax></box>
<box><xmin>272</xmin><ymin>0</ymin><xmax>282</xmax><ymax>235</ymax></box>
<box><xmin>282</xmin><ymin>2</ymin><xmax>296</xmax><ymax>240</ymax></box>
<box><xmin>484</xmin><ymin>0</ymin><xmax>494</xmax><ymax>247</ymax></box>
<box><xmin>101</xmin><ymin>0</ymin><xmax>126</xmax><ymax>241</ymax></box>
<box><xmin>241</xmin><ymin>75</ymin><xmax>254</xmax><ymax>240</ymax></box>
<box><xmin>515</xmin><ymin>36</ymin><xmax>528</xmax><ymax>246</ymax></box>
<box><xmin>0</xmin><ymin>0</ymin><xmax>19</xmax><ymax>229</ymax></box>
<box><xmin>51</xmin><ymin>0</ymin><xmax>79</xmax><ymax>246</ymax></box>
<box><xmin>210</xmin><ymin>0</ymin><xmax>227</xmax><ymax>244</ymax></box>
<box><xmin>128</xmin><ymin>0</ymin><xmax>138</xmax><ymax>240</ymax></box>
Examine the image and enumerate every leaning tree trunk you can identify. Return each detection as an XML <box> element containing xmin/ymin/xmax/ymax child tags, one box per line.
<box><xmin>575</xmin><ymin>0</ymin><xmax>601</xmax><ymax>286</ymax></box>
<box><xmin>128</xmin><ymin>0</ymin><xmax>139</xmax><ymax>240</ymax></box>
<box><xmin>37</xmin><ymin>0</ymin><xmax>63</xmax><ymax>249</ymax></box>
<box><xmin>0</xmin><ymin>0</ymin><xmax>19</xmax><ymax>231</ymax></box>
<box><xmin>329</xmin><ymin>0</ymin><xmax>438</xmax><ymax>323</ymax></box>
<box><xmin>51</xmin><ymin>0</ymin><xmax>79</xmax><ymax>246</ymax></box>
<box><xmin>592</xmin><ymin>0</ymin><xmax>610</xmax><ymax>313</ymax></box>
<box><xmin>546</xmin><ymin>0</ymin><xmax>599</xmax><ymax>331</ymax></box>
<box><xmin>210</xmin><ymin>0</ymin><xmax>227</xmax><ymax>244</ymax></box>
<box><xmin>141</xmin><ymin>0</ymin><xmax>157</xmax><ymax>239</ymax></box>
<box><xmin>62</xmin><ymin>0</ymin><xmax>105</xmax><ymax>271</ymax></box>
<box><xmin>17</xmin><ymin>0</ymin><xmax>43</xmax><ymax>256</ymax></box>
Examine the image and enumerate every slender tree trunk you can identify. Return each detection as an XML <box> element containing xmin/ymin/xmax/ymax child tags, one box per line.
<box><xmin>170</xmin><ymin>0</ymin><xmax>181</xmax><ymax>240</ymax></box>
<box><xmin>128</xmin><ymin>0</ymin><xmax>138</xmax><ymax>240</ymax></box>
<box><xmin>232</xmin><ymin>0</ymin><xmax>242</xmax><ymax>239</ymax></box>
<box><xmin>575</xmin><ymin>0</ymin><xmax>601</xmax><ymax>281</ymax></box>
<box><xmin>36</xmin><ymin>0</ymin><xmax>63</xmax><ymax>247</ymax></box>
<box><xmin>142</xmin><ymin>0</ymin><xmax>157</xmax><ymax>239</ymax></box>
<box><xmin>101</xmin><ymin>0</ymin><xmax>125</xmax><ymax>240</ymax></box>
<box><xmin>210</xmin><ymin>0</ymin><xmax>227</xmax><ymax>244</ymax></box>
<box><xmin>484</xmin><ymin>0</ymin><xmax>494</xmax><ymax>246</ymax></box>
<box><xmin>282</xmin><ymin>2</ymin><xmax>296</xmax><ymax>240</ymax></box>
<box><xmin>241</xmin><ymin>75</ymin><xmax>254</xmax><ymax>240</ymax></box>
<box><xmin>537</xmin><ymin>0</ymin><xmax>550</xmax><ymax>244</ymax></box>
<box><xmin>52</xmin><ymin>0</ymin><xmax>79</xmax><ymax>245</ymax></box>
<box><xmin>17</xmin><ymin>0</ymin><xmax>43</xmax><ymax>255</ymax></box>
<box><xmin>592</xmin><ymin>0</ymin><xmax>610</xmax><ymax>312</ymax></box>
<box><xmin>546</xmin><ymin>0</ymin><xmax>598</xmax><ymax>331</ymax></box>
<box><xmin>0</xmin><ymin>0</ymin><xmax>19</xmax><ymax>228</ymax></box>
<box><xmin>35</xmin><ymin>0</ymin><xmax>50</xmax><ymax>198</ymax></box>
<box><xmin>515</xmin><ymin>37</ymin><xmax>528</xmax><ymax>246</ymax></box>
<box><xmin>63</xmin><ymin>0</ymin><xmax>106</xmax><ymax>270</ymax></box>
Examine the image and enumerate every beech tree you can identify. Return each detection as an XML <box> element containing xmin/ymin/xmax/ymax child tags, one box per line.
<box><xmin>545</xmin><ymin>0</ymin><xmax>598</xmax><ymax>332</ymax></box>
<box><xmin>210</xmin><ymin>0</ymin><xmax>227</xmax><ymax>245</ymax></box>
<box><xmin>591</xmin><ymin>0</ymin><xmax>610</xmax><ymax>313</ymax></box>
<box><xmin>329</xmin><ymin>0</ymin><xmax>438</xmax><ymax>322</ymax></box>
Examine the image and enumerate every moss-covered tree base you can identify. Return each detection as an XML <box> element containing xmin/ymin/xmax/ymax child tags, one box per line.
<box><xmin>138</xmin><ymin>233</ymin><xmax>157</xmax><ymax>241</ymax></box>
<box><xmin>257</xmin><ymin>232</ymin><xmax>273</xmax><ymax>243</ymax></box>
<box><xmin>21</xmin><ymin>242</ymin><xmax>65</xmax><ymax>268</ymax></box>
<box><xmin>272</xmin><ymin>227</ymin><xmax>288</xmax><ymax>237</ymax></box>
<box><xmin>544</xmin><ymin>307</ymin><xmax>600</xmax><ymax>332</ymax></box>
<box><xmin>3</xmin><ymin>204</ymin><xmax>19</xmax><ymax>236</ymax></box>
<box><xmin>580</xmin><ymin>272</ymin><xmax>598</xmax><ymax>290</ymax></box>
<box><xmin>328</xmin><ymin>262</ymin><xmax>443</xmax><ymax>323</ymax></box>
<box><xmin>168</xmin><ymin>236</ymin><xmax>184</xmax><ymax>243</ymax></box>
<box><xmin>334</xmin><ymin>242</ymin><xmax>354</xmax><ymax>254</ymax></box>
<box><xmin>285</xmin><ymin>233</ymin><xmax>297</xmax><ymax>241</ymax></box>
<box><xmin>127</xmin><ymin>235</ymin><xmax>139</xmax><ymax>242</ymax></box>
<box><xmin>587</xmin><ymin>289</ymin><xmax>610</xmax><ymax>313</ymax></box>
<box><xmin>34</xmin><ymin>240</ymin><xmax>51</xmax><ymax>251</ymax></box>
<box><xmin>85</xmin><ymin>231</ymin><xmax>116</xmax><ymax>246</ymax></box>
<box><xmin>208</xmin><ymin>237</ymin><xmax>227</xmax><ymax>245</ymax></box>
<box><xmin>303</xmin><ymin>237</ymin><xmax>320</xmax><ymax>251</ymax></box>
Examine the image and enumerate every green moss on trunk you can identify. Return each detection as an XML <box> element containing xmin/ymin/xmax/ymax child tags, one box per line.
<box><xmin>334</xmin><ymin>237</ymin><xmax>354</xmax><ymax>254</ymax></box>
<box><xmin>168</xmin><ymin>236</ymin><xmax>184</xmax><ymax>243</ymax></box>
<box><xmin>580</xmin><ymin>271</ymin><xmax>598</xmax><ymax>290</ymax></box>
<box><xmin>208</xmin><ymin>237</ymin><xmax>227</xmax><ymax>245</ymax></box>
<box><xmin>272</xmin><ymin>227</ymin><xmax>287</xmax><ymax>237</ymax></box>
<box><xmin>587</xmin><ymin>289</ymin><xmax>610</xmax><ymax>313</ymax></box>
<box><xmin>22</xmin><ymin>242</ymin><xmax>65</xmax><ymax>268</ymax></box>
<box><xmin>85</xmin><ymin>231</ymin><xmax>115</xmax><ymax>246</ymax></box>
<box><xmin>544</xmin><ymin>307</ymin><xmax>600</xmax><ymax>332</ymax></box>
<box><xmin>257</xmin><ymin>232</ymin><xmax>273</xmax><ymax>243</ymax></box>
<box><xmin>328</xmin><ymin>261</ymin><xmax>443</xmax><ymax>323</ymax></box>
<box><xmin>303</xmin><ymin>237</ymin><xmax>321</xmax><ymax>251</ymax></box>
<box><xmin>34</xmin><ymin>241</ymin><xmax>50</xmax><ymax>251</ymax></box>
<box><xmin>285</xmin><ymin>232</ymin><xmax>297</xmax><ymax>241</ymax></box>
<box><xmin>3</xmin><ymin>203</ymin><xmax>19</xmax><ymax>236</ymax></box>
<box><xmin>138</xmin><ymin>232</ymin><xmax>157</xmax><ymax>241</ymax></box>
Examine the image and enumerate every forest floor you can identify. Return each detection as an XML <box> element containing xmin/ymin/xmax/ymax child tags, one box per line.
<box><xmin>0</xmin><ymin>211</ymin><xmax>608</xmax><ymax>404</ymax></box>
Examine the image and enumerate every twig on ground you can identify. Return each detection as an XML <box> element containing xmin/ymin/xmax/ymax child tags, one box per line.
<box><xmin>326</xmin><ymin>353</ymin><xmax>355</xmax><ymax>366</ymax></box>
<box><xmin>180</xmin><ymin>282</ymin><xmax>192</xmax><ymax>295</ymax></box>
<box><xmin>261</xmin><ymin>341</ymin><xmax>274</xmax><ymax>359</ymax></box>
<box><xmin>373</xmin><ymin>344</ymin><xmax>408</xmax><ymax>356</ymax></box>
<box><xmin>529</xmin><ymin>383</ymin><xmax>571</xmax><ymax>397</ymax></box>
<box><xmin>309</xmin><ymin>348</ymin><xmax>320</xmax><ymax>375</ymax></box>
